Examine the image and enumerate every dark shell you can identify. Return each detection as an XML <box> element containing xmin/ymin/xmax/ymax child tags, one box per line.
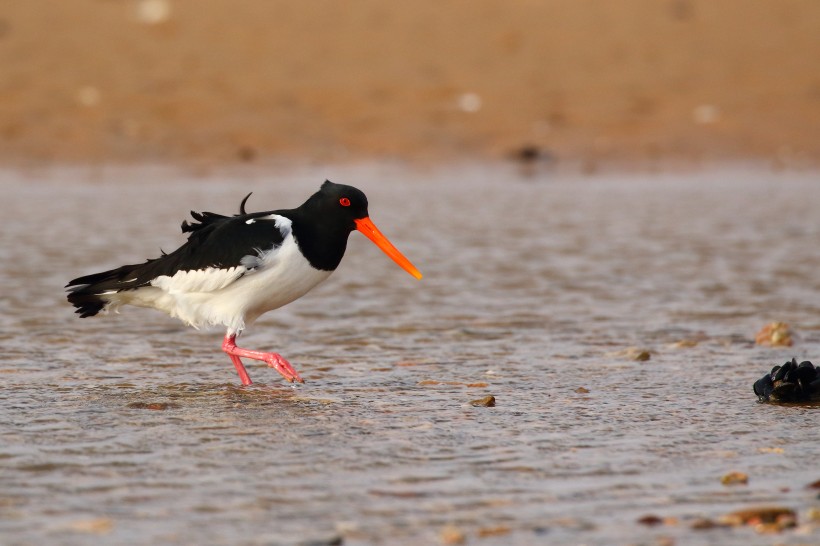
<box><xmin>754</xmin><ymin>359</ymin><xmax>818</xmax><ymax>403</ymax></box>
<box><xmin>796</xmin><ymin>364</ymin><xmax>817</xmax><ymax>384</ymax></box>
<box><xmin>771</xmin><ymin>381</ymin><xmax>798</xmax><ymax>400</ymax></box>
<box><xmin>754</xmin><ymin>374</ymin><xmax>774</xmax><ymax>400</ymax></box>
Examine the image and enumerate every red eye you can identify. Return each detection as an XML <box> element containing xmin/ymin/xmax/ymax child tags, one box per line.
<box><xmin>339</xmin><ymin>197</ymin><xmax>351</xmax><ymax>207</ymax></box>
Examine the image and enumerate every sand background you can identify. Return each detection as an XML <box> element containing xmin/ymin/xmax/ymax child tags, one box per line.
<box><xmin>1</xmin><ymin>0</ymin><xmax>819</xmax><ymax>167</ymax></box>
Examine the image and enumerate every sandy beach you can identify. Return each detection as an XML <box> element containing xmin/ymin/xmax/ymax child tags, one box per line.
<box><xmin>1</xmin><ymin>1</ymin><xmax>819</xmax><ymax>167</ymax></box>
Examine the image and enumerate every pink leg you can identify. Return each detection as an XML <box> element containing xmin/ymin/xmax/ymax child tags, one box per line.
<box><xmin>221</xmin><ymin>334</ymin><xmax>305</xmax><ymax>384</ymax></box>
<box><xmin>226</xmin><ymin>351</ymin><xmax>253</xmax><ymax>386</ymax></box>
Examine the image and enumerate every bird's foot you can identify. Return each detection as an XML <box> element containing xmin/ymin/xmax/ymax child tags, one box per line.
<box><xmin>263</xmin><ymin>353</ymin><xmax>305</xmax><ymax>384</ymax></box>
<box><xmin>222</xmin><ymin>335</ymin><xmax>305</xmax><ymax>384</ymax></box>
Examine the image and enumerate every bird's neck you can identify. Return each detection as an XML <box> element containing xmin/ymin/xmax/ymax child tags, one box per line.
<box><xmin>285</xmin><ymin>212</ymin><xmax>352</xmax><ymax>272</ymax></box>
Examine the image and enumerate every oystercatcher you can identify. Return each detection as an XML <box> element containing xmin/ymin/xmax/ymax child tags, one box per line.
<box><xmin>66</xmin><ymin>181</ymin><xmax>421</xmax><ymax>386</ymax></box>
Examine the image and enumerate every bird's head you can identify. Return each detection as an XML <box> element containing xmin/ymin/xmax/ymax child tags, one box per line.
<box><xmin>313</xmin><ymin>180</ymin><xmax>422</xmax><ymax>280</ymax></box>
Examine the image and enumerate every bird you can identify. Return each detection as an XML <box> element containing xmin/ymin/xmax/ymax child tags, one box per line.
<box><xmin>66</xmin><ymin>180</ymin><xmax>422</xmax><ymax>386</ymax></box>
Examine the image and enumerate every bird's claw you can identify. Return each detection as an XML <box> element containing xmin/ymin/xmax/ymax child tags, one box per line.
<box><xmin>266</xmin><ymin>354</ymin><xmax>305</xmax><ymax>384</ymax></box>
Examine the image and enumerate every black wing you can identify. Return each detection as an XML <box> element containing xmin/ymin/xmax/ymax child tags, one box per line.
<box><xmin>66</xmin><ymin>208</ymin><xmax>289</xmax><ymax>317</ymax></box>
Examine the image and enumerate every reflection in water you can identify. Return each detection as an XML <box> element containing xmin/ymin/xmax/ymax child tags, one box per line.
<box><xmin>1</xmin><ymin>166</ymin><xmax>819</xmax><ymax>544</ymax></box>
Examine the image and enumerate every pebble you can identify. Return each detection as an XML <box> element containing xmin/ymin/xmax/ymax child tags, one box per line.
<box><xmin>637</xmin><ymin>514</ymin><xmax>664</xmax><ymax>526</ymax></box>
<box><xmin>476</xmin><ymin>525</ymin><xmax>510</xmax><ymax>537</ymax></box>
<box><xmin>720</xmin><ymin>471</ymin><xmax>749</xmax><ymax>485</ymax></box>
<box><xmin>470</xmin><ymin>395</ymin><xmax>496</xmax><ymax>407</ymax></box>
<box><xmin>609</xmin><ymin>347</ymin><xmax>652</xmax><ymax>361</ymax></box>
<box><xmin>754</xmin><ymin>322</ymin><xmax>793</xmax><ymax>346</ymax></box>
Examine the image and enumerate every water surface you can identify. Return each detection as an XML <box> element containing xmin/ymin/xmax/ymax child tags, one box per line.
<box><xmin>1</xmin><ymin>165</ymin><xmax>819</xmax><ymax>545</ymax></box>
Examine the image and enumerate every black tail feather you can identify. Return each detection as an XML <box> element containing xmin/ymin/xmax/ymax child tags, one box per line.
<box><xmin>66</xmin><ymin>262</ymin><xmax>148</xmax><ymax>317</ymax></box>
<box><xmin>66</xmin><ymin>291</ymin><xmax>107</xmax><ymax>318</ymax></box>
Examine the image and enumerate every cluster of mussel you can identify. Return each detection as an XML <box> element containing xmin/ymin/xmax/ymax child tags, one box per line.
<box><xmin>754</xmin><ymin>358</ymin><xmax>820</xmax><ymax>402</ymax></box>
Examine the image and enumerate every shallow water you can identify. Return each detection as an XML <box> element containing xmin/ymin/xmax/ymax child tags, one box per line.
<box><xmin>1</xmin><ymin>164</ymin><xmax>819</xmax><ymax>545</ymax></box>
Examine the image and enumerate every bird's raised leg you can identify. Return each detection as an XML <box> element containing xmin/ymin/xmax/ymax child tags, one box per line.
<box><xmin>222</xmin><ymin>334</ymin><xmax>305</xmax><ymax>384</ymax></box>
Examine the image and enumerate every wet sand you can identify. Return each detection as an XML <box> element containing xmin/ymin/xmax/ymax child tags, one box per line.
<box><xmin>1</xmin><ymin>1</ymin><xmax>820</xmax><ymax>166</ymax></box>
<box><xmin>1</xmin><ymin>165</ymin><xmax>819</xmax><ymax>544</ymax></box>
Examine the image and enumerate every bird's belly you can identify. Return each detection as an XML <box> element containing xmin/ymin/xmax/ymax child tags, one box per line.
<box><xmin>181</xmin><ymin>245</ymin><xmax>332</xmax><ymax>333</ymax></box>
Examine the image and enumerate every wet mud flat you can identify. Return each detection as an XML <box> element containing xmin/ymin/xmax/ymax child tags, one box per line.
<box><xmin>1</xmin><ymin>164</ymin><xmax>819</xmax><ymax>545</ymax></box>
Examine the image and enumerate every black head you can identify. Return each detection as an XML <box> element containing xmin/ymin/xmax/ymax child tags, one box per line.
<box><xmin>310</xmin><ymin>180</ymin><xmax>369</xmax><ymax>230</ymax></box>
<box><xmin>295</xmin><ymin>181</ymin><xmax>369</xmax><ymax>232</ymax></box>
<box><xmin>286</xmin><ymin>180</ymin><xmax>370</xmax><ymax>271</ymax></box>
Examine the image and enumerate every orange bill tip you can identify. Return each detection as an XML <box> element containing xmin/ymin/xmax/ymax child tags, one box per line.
<box><xmin>354</xmin><ymin>217</ymin><xmax>422</xmax><ymax>280</ymax></box>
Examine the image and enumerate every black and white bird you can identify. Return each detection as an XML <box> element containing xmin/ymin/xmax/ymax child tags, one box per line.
<box><xmin>66</xmin><ymin>181</ymin><xmax>422</xmax><ymax>386</ymax></box>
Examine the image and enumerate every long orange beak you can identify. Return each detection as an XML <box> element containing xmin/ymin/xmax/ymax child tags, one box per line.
<box><xmin>354</xmin><ymin>217</ymin><xmax>422</xmax><ymax>280</ymax></box>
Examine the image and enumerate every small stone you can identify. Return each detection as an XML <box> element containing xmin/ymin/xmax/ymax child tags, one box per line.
<box><xmin>608</xmin><ymin>347</ymin><xmax>653</xmax><ymax>361</ymax></box>
<box><xmin>690</xmin><ymin>518</ymin><xmax>722</xmax><ymax>530</ymax></box>
<box><xmin>575</xmin><ymin>387</ymin><xmax>590</xmax><ymax>394</ymax></box>
<box><xmin>622</xmin><ymin>347</ymin><xmax>652</xmax><ymax>361</ymax></box>
<box><xmin>470</xmin><ymin>395</ymin><xmax>496</xmax><ymax>407</ymax></box>
<box><xmin>720</xmin><ymin>471</ymin><xmax>749</xmax><ymax>485</ymax></box>
<box><xmin>754</xmin><ymin>322</ymin><xmax>793</xmax><ymax>347</ymax></box>
<box><xmin>476</xmin><ymin>525</ymin><xmax>510</xmax><ymax>537</ymax></box>
<box><xmin>637</xmin><ymin>514</ymin><xmax>664</xmax><ymax>526</ymax></box>
<box><xmin>807</xmin><ymin>478</ymin><xmax>820</xmax><ymax>489</ymax></box>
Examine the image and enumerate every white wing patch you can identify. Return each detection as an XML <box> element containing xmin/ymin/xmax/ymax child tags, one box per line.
<box><xmin>150</xmin><ymin>214</ymin><xmax>293</xmax><ymax>295</ymax></box>
<box><xmin>150</xmin><ymin>265</ymin><xmax>248</xmax><ymax>294</ymax></box>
